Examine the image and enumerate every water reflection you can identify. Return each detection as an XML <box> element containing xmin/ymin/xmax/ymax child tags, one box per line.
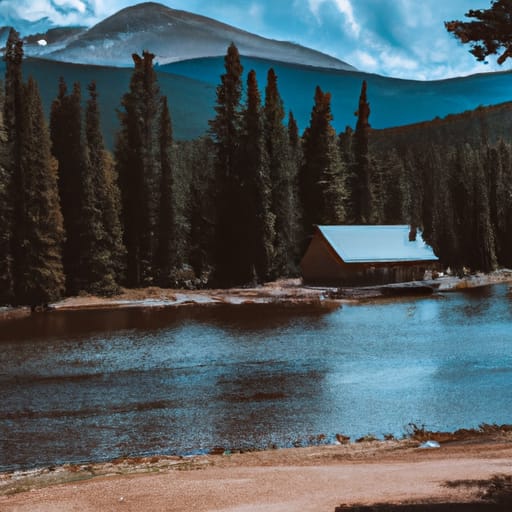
<box><xmin>0</xmin><ymin>302</ymin><xmax>338</xmax><ymax>343</ymax></box>
<box><xmin>1</xmin><ymin>285</ymin><xmax>512</xmax><ymax>471</ymax></box>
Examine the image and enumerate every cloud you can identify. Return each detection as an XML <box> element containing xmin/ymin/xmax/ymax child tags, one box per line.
<box><xmin>0</xmin><ymin>0</ymin><xmax>98</xmax><ymax>26</ymax></box>
<box><xmin>53</xmin><ymin>0</ymin><xmax>87</xmax><ymax>14</ymax></box>
<box><xmin>307</xmin><ymin>0</ymin><xmax>360</xmax><ymax>36</ymax></box>
<box><xmin>1</xmin><ymin>0</ymin><xmax>509</xmax><ymax>79</ymax></box>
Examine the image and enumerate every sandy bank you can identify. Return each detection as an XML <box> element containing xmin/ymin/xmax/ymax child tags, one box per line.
<box><xmin>2</xmin><ymin>270</ymin><xmax>511</xmax><ymax>321</ymax></box>
<box><xmin>1</xmin><ymin>432</ymin><xmax>512</xmax><ymax>511</ymax></box>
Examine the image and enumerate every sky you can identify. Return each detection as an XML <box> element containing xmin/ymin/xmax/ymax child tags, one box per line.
<box><xmin>0</xmin><ymin>0</ymin><xmax>508</xmax><ymax>80</ymax></box>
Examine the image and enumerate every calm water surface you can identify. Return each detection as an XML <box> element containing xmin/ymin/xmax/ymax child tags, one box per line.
<box><xmin>1</xmin><ymin>284</ymin><xmax>512</xmax><ymax>471</ymax></box>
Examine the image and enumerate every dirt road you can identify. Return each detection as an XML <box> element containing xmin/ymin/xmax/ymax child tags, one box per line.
<box><xmin>2</xmin><ymin>439</ymin><xmax>512</xmax><ymax>511</ymax></box>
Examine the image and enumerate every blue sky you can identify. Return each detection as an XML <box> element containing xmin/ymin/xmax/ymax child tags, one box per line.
<box><xmin>0</xmin><ymin>0</ymin><xmax>508</xmax><ymax>80</ymax></box>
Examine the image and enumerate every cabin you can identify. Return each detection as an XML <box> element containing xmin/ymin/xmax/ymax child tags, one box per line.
<box><xmin>301</xmin><ymin>225</ymin><xmax>439</xmax><ymax>286</ymax></box>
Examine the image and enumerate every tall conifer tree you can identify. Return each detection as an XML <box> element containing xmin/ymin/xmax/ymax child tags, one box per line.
<box><xmin>4</xmin><ymin>29</ymin><xmax>24</xmax><ymax>303</ymax></box>
<box><xmin>116</xmin><ymin>51</ymin><xmax>162</xmax><ymax>287</ymax></box>
<box><xmin>50</xmin><ymin>79</ymin><xmax>86</xmax><ymax>294</ymax></box>
<box><xmin>489</xmin><ymin>141</ymin><xmax>512</xmax><ymax>266</ymax></box>
<box><xmin>0</xmin><ymin>81</ymin><xmax>13</xmax><ymax>304</ymax></box>
<box><xmin>188</xmin><ymin>137</ymin><xmax>216</xmax><ymax>282</ymax></box>
<box><xmin>240</xmin><ymin>69</ymin><xmax>275</xmax><ymax>283</ymax></box>
<box><xmin>209</xmin><ymin>43</ymin><xmax>244</xmax><ymax>286</ymax></box>
<box><xmin>80</xmin><ymin>81</ymin><xmax>124</xmax><ymax>295</ymax></box>
<box><xmin>264</xmin><ymin>69</ymin><xmax>297</xmax><ymax>277</ymax></box>
<box><xmin>352</xmin><ymin>80</ymin><xmax>372</xmax><ymax>223</ymax></box>
<box><xmin>16</xmin><ymin>78</ymin><xmax>65</xmax><ymax>307</ymax></box>
<box><xmin>300</xmin><ymin>86</ymin><xmax>345</xmax><ymax>244</ymax></box>
<box><xmin>155</xmin><ymin>96</ymin><xmax>177</xmax><ymax>286</ymax></box>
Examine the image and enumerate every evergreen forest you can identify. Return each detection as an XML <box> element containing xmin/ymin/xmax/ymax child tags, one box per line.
<box><xmin>1</xmin><ymin>29</ymin><xmax>511</xmax><ymax>307</ymax></box>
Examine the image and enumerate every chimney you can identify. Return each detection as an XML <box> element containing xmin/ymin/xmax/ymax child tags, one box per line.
<box><xmin>408</xmin><ymin>225</ymin><xmax>417</xmax><ymax>242</ymax></box>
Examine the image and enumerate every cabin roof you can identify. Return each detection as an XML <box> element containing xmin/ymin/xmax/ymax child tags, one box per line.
<box><xmin>316</xmin><ymin>225</ymin><xmax>439</xmax><ymax>264</ymax></box>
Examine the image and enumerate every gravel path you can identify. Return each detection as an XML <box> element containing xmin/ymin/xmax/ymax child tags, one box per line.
<box><xmin>2</xmin><ymin>439</ymin><xmax>512</xmax><ymax>511</ymax></box>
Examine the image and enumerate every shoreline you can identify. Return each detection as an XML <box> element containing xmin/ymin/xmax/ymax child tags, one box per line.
<box><xmin>2</xmin><ymin>273</ymin><xmax>512</xmax><ymax>508</ymax></box>
<box><xmin>1</xmin><ymin>270</ymin><xmax>512</xmax><ymax>321</ymax></box>
<box><xmin>2</xmin><ymin>428</ymin><xmax>512</xmax><ymax>509</ymax></box>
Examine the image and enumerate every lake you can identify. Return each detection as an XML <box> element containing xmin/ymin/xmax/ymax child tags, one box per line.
<box><xmin>1</xmin><ymin>284</ymin><xmax>512</xmax><ymax>472</ymax></box>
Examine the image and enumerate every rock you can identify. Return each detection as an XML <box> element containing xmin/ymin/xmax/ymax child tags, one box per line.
<box><xmin>419</xmin><ymin>440</ymin><xmax>441</xmax><ymax>449</ymax></box>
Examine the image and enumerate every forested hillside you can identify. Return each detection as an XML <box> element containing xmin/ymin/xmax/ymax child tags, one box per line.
<box><xmin>1</xmin><ymin>29</ymin><xmax>511</xmax><ymax>308</ymax></box>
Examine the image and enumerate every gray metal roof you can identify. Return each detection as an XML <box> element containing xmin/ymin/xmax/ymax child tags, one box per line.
<box><xmin>317</xmin><ymin>225</ymin><xmax>439</xmax><ymax>263</ymax></box>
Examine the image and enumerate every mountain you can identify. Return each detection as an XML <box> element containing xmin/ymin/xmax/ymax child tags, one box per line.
<box><xmin>0</xmin><ymin>16</ymin><xmax>55</xmax><ymax>38</ymax></box>
<box><xmin>162</xmin><ymin>56</ymin><xmax>512</xmax><ymax>133</ymax></box>
<box><xmin>35</xmin><ymin>2</ymin><xmax>355</xmax><ymax>70</ymax></box>
<box><xmin>2</xmin><ymin>55</ymin><xmax>511</xmax><ymax>150</ymax></box>
<box><xmin>3</xmin><ymin>2</ymin><xmax>512</xmax><ymax>149</ymax></box>
<box><xmin>21</xmin><ymin>27</ymin><xmax>87</xmax><ymax>58</ymax></box>
<box><xmin>0</xmin><ymin>57</ymin><xmax>216</xmax><ymax>146</ymax></box>
<box><xmin>371</xmin><ymin>102</ymin><xmax>512</xmax><ymax>156</ymax></box>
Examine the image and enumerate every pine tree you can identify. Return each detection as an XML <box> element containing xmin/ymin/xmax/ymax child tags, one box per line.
<box><xmin>155</xmin><ymin>96</ymin><xmax>177</xmax><ymax>287</ymax></box>
<box><xmin>288</xmin><ymin>111</ymin><xmax>300</xmax><ymax>149</ymax></box>
<box><xmin>338</xmin><ymin>126</ymin><xmax>353</xmax><ymax>166</ymax></box>
<box><xmin>351</xmin><ymin>80</ymin><xmax>372</xmax><ymax>223</ymax></box>
<box><xmin>0</xmin><ymin>81</ymin><xmax>13</xmax><ymax>304</ymax></box>
<box><xmin>16</xmin><ymin>77</ymin><xmax>65</xmax><ymax>307</ymax></box>
<box><xmin>264</xmin><ymin>69</ymin><xmax>298</xmax><ymax>277</ymax></box>
<box><xmin>446</xmin><ymin>144</ymin><xmax>496</xmax><ymax>272</ymax></box>
<box><xmin>50</xmin><ymin>79</ymin><xmax>86</xmax><ymax>294</ymax></box>
<box><xmin>4</xmin><ymin>29</ymin><xmax>24</xmax><ymax>304</ymax></box>
<box><xmin>373</xmin><ymin>149</ymin><xmax>406</xmax><ymax>224</ymax></box>
<box><xmin>471</xmin><ymin>147</ymin><xmax>496</xmax><ymax>272</ymax></box>
<box><xmin>116</xmin><ymin>51</ymin><xmax>162</xmax><ymax>287</ymax></box>
<box><xmin>208</xmin><ymin>43</ymin><xmax>244</xmax><ymax>286</ymax></box>
<box><xmin>187</xmin><ymin>137</ymin><xmax>216</xmax><ymax>282</ymax></box>
<box><xmin>80</xmin><ymin>81</ymin><xmax>124</xmax><ymax>295</ymax></box>
<box><xmin>300</xmin><ymin>86</ymin><xmax>345</xmax><ymax>244</ymax></box>
<box><xmin>402</xmin><ymin>149</ymin><xmax>423</xmax><ymax>234</ymax></box>
<box><xmin>428</xmin><ymin>147</ymin><xmax>458</xmax><ymax>267</ymax></box>
<box><xmin>239</xmin><ymin>69</ymin><xmax>275</xmax><ymax>283</ymax></box>
<box><xmin>490</xmin><ymin>140</ymin><xmax>512</xmax><ymax>266</ymax></box>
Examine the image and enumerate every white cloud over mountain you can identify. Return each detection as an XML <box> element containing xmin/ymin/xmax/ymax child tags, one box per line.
<box><xmin>0</xmin><ymin>0</ymin><xmax>509</xmax><ymax>80</ymax></box>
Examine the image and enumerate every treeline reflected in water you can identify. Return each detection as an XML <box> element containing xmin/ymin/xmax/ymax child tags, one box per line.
<box><xmin>0</xmin><ymin>301</ymin><xmax>339</xmax><ymax>343</ymax></box>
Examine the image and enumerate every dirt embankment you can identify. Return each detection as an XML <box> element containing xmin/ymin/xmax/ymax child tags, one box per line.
<box><xmin>2</xmin><ymin>430</ymin><xmax>512</xmax><ymax>511</ymax></box>
<box><xmin>2</xmin><ymin>270</ymin><xmax>512</xmax><ymax>320</ymax></box>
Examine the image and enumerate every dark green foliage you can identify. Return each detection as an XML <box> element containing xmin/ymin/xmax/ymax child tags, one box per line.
<box><xmin>240</xmin><ymin>69</ymin><xmax>275</xmax><ymax>283</ymax></box>
<box><xmin>487</xmin><ymin>140</ymin><xmax>512</xmax><ymax>266</ymax></box>
<box><xmin>401</xmin><ymin>150</ymin><xmax>423</xmax><ymax>232</ymax></box>
<box><xmin>424</xmin><ymin>147</ymin><xmax>459</xmax><ymax>268</ymax></box>
<box><xmin>209</xmin><ymin>43</ymin><xmax>246</xmax><ymax>286</ymax></box>
<box><xmin>300</xmin><ymin>86</ymin><xmax>345</xmax><ymax>244</ymax></box>
<box><xmin>116</xmin><ymin>51</ymin><xmax>162</xmax><ymax>287</ymax></box>
<box><xmin>338</xmin><ymin>126</ymin><xmax>353</xmax><ymax>166</ymax></box>
<box><xmin>154</xmin><ymin>96</ymin><xmax>177</xmax><ymax>287</ymax></box>
<box><xmin>371</xmin><ymin>149</ymin><xmax>405</xmax><ymax>224</ymax></box>
<box><xmin>469</xmin><ymin>150</ymin><xmax>497</xmax><ymax>272</ymax></box>
<box><xmin>185</xmin><ymin>137</ymin><xmax>216</xmax><ymax>282</ymax></box>
<box><xmin>80</xmin><ymin>81</ymin><xmax>125</xmax><ymax>295</ymax></box>
<box><xmin>2</xmin><ymin>31</ymin><xmax>65</xmax><ymax>306</ymax></box>
<box><xmin>3</xmin><ymin>29</ymin><xmax>23</xmax><ymax>141</ymax></box>
<box><xmin>50</xmin><ymin>79</ymin><xmax>86</xmax><ymax>294</ymax></box>
<box><xmin>15</xmin><ymin>77</ymin><xmax>65</xmax><ymax>306</ymax></box>
<box><xmin>446</xmin><ymin>0</ymin><xmax>512</xmax><ymax>65</ymax></box>
<box><xmin>377</xmin><ymin>141</ymin><xmax>500</xmax><ymax>274</ymax></box>
<box><xmin>0</xmin><ymin>82</ymin><xmax>13</xmax><ymax>304</ymax></box>
<box><xmin>351</xmin><ymin>80</ymin><xmax>372</xmax><ymax>224</ymax></box>
<box><xmin>3</xmin><ymin>29</ymin><xmax>24</xmax><ymax>304</ymax></box>
<box><xmin>264</xmin><ymin>69</ymin><xmax>299</xmax><ymax>277</ymax></box>
<box><xmin>288</xmin><ymin>111</ymin><xmax>300</xmax><ymax>150</ymax></box>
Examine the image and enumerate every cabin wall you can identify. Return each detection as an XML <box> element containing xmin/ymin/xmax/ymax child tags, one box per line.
<box><xmin>300</xmin><ymin>235</ymin><xmax>347</xmax><ymax>282</ymax></box>
<box><xmin>301</xmin><ymin>234</ymin><xmax>438</xmax><ymax>286</ymax></box>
